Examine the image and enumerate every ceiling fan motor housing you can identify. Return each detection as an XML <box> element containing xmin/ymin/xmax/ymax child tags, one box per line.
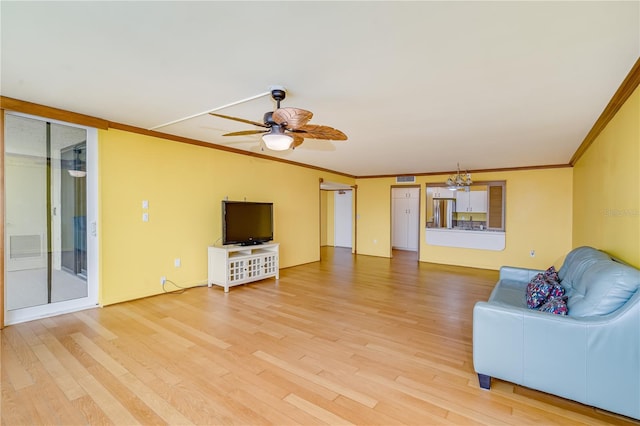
<box><xmin>263</xmin><ymin>111</ymin><xmax>276</xmax><ymax>125</ymax></box>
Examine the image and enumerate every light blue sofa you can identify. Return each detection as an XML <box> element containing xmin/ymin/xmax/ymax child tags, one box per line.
<box><xmin>473</xmin><ymin>246</ymin><xmax>640</xmax><ymax>420</ymax></box>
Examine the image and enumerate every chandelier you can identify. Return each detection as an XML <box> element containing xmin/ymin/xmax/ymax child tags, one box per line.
<box><xmin>445</xmin><ymin>163</ymin><xmax>472</xmax><ymax>190</ymax></box>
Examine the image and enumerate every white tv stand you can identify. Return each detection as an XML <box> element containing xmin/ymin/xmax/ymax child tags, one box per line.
<box><xmin>207</xmin><ymin>242</ymin><xmax>279</xmax><ymax>292</ymax></box>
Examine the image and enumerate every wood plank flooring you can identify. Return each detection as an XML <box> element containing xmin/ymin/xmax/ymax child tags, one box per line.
<box><xmin>2</xmin><ymin>247</ymin><xmax>639</xmax><ymax>425</ymax></box>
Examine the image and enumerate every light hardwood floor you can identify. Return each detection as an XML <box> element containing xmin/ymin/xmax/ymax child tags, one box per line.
<box><xmin>2</xmin><ymin>247</ymin><xmax>638</xmax><ymax>425</ymax></box>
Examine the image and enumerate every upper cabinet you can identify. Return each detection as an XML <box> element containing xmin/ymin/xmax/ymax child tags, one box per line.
<box><xmin>432</xmin><ymin>188</ymin><xmax>456</xmax><ymax>199</ymax></box>
<box><xmin>456</xmin><ymin>189</ymin><xmax>487</xmax><ymax>213</ymax></box>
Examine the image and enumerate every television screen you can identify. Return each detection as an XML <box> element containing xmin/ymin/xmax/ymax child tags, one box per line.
<box><xmin>222</xmin><ymin>201</ymin><xmax>273</xmax><ymax>246</ymax></box>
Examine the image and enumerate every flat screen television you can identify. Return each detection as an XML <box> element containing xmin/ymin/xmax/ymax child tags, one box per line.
<box><xmin>222</xmin><ymin>201</ymin><xmax>274</xmax><ymax>246</ymax></box>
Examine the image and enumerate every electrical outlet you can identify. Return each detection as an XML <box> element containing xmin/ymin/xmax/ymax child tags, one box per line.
<box><xmin>174</xmin><ymin>258</ymin><xmax>181</xmax><ymax>267</ymax></box>
<box><xmin>160</xmin><ymin>276</ymin><xmax>166</xmax><ymax>285</ymax></box>
<box><xmin>530</xmin><ymin>249</ymin><xmax>535</xmax><ymax>257</ymax></box>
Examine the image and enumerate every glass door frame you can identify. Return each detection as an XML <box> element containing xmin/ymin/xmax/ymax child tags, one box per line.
<box><xmin>4</xmin><ymin>111</ymin><xmax>99</xmax><ymax>325</ymax></box>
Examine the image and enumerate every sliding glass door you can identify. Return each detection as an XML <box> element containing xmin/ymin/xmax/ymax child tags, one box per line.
<box><xmin>4</xmin><ymin>113</ymin><xmax>98</xmax><ymax>324</ymax></box>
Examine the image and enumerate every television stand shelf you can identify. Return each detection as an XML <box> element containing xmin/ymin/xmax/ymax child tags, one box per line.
<box><xmin>207</xmin><ymin>242</ymin><xmax>279</xmax><ymax>292</ymax></box>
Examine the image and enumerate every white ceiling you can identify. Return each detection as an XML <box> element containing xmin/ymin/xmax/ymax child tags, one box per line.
<box><xmin>2</xmin><ymin>1</ymin><xmax>638</xmax><ymax>177</ymax></box>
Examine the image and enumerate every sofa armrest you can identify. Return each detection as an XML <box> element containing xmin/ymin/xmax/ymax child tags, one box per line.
<box><xmin>474</xmin><ymin>300</ymin><xmax>591</xmax><ymax>400</ymax></box>
<box><xmin>473</xmin><ymin>294</ymin><xmax>640</xmax><ymax>419</ymax></box>
<box><xmin>499</xmin><ymin>266</ymin><xmax>544</xmax><ymax>282</ymax></box>
<box><xmin>473</xmin><ymin>301</ymin><xmax>527</xmax><ymax>385</ymax></box>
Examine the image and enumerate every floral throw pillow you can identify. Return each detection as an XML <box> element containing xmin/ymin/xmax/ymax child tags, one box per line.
<box><xmin>549</xmin><ymin>282</ymin><xmax>565</xmax><ymax>300</ymax></box>
<box><xmin>526</xmin><ymin>274</ymin><xmax>554</xmax><ymax>308</ymax></box>
<box><xmin>526</xmin><ymin>266</ymin><xmax>566</xmax><ymax>311</ymax></box>
<box><xmin>539</xmin><ymin>297</ymin><xmax>568</xmax><ymax>315</ymax></box>
<box><xmin>543</xmin><ymin>266</ymin><xmax>559</xmax><ymax>284</ymax></box>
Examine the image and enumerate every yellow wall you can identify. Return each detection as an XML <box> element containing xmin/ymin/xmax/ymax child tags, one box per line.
<box><xmin>573</xmin><ymin>85</ymin><xmax>640</xmax><ymax>267</ymax></box>
<box><xmin>98</xmin><ymin>128</ymin><xmax>353</xmax><ymax>305</ymax></box>
<box><xmin>320</xmin><ymin>190</ymin><xmax>328</xmax><ymax>246</ymax></box>
<box><xmin>356</xmin><ymin>168</ymin><xmax>573</xmax><ymax>270</ymax></box>
<box><xmin>322</xmin><ymin>190</ymin><xmax>336</xmax><ymax>246</ymax></box>
<box><xmin>355</xmin><ymin>178</ymin><xmax>395</xmax><ymax>257</ymax></box>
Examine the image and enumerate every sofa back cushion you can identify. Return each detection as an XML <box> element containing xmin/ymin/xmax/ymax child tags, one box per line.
<box><xmin>558</xmin><ymin>246</ymin><xmax>609</xmax><ymax>289</ymax></box>
<box><xmin>567</xmin><ymin>260</ymin><xmax>640</xmax><ymax>317</ymax></box>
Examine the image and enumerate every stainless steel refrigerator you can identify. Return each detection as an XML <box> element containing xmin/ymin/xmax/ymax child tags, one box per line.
<box><xmin>433</xmin><ymin>198</ymin><xmax>456</xmax><ymax>228</ymax></box>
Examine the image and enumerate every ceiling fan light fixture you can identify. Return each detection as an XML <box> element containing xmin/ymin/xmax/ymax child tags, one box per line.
<box><xmin>68</xmin><ymin>147</ymin><xmax>86</xmax><ymax>178</ymax></box>
<box><xmin>68</xmin><ymin>170</ymin><xmax>87</xmax><ymax>178</ymax></box>
<box><xmin>262</xmin><ymin>133</ymin><xmax>293</xmax><ymax>151</ymax></box>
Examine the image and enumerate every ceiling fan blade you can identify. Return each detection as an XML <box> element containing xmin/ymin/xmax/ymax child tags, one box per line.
<box><xmin>222</xmin><ymin>130</ymin><xmax>267</xmax><ymax>137</ymax></box>
<box><xmin>209</xmin><ymin>112</ymin><xmax>268</xmax><ymax>128</ymax></box>
<box><xmin>289</xmin><ymin>133</ymin><xmax>305</xmax><ymax>149</ymax></box>
<box><xmin>296</xmin><ymin>124</ymin><xmax>348</xmax><ymax>141</ymax></box>
<box><xmin>273</xmin><ymin>108</ymin><xmax>313</xmax><ymax>130</ymax></box>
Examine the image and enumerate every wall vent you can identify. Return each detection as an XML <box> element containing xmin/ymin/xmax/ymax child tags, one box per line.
<box><xmin>396</xmin><ymin>176</ymin><xmax>416</xmax><ymax>183</ymax></box>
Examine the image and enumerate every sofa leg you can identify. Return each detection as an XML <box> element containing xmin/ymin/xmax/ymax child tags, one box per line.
<box><xmin>478</xmin><ymin>373</ymin><xmax>491</xmax><ymax>390</ymax></box>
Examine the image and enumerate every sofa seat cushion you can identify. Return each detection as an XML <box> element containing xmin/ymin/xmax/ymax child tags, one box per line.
<box><xmin>568</xmin><ymin>260</ymin><xmax>640</xmax><ymax>317</ymax></box>
<box><xmin>489</xmin><ymin>279</ymin><xmax>528</xmax><ymax>309</ymax></box>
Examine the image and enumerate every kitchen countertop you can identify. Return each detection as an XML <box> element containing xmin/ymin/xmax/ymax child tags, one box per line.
<box><xmin>428</xmin><ymin>227</ymin><xmax>505</xmax><ymax>233</ymax></box>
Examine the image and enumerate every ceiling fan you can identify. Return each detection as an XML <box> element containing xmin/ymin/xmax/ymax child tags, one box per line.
<box><xmin>210</xmin><ymin>88</ymin><xmax>347</xmax><ymax>151</ymax></box>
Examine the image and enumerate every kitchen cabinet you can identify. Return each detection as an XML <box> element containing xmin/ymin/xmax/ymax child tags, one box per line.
<box><xmin>392</xmin><ymin>187</ymin><xmax>419</xmax><ymax>250</ymax></box>
<box><xmin>432</xmin><ymin>188</ymin><xmax>455</xmax><ymax>199</ymax></box>
<box><xmin>456</xmin><ymin>190</ymin><xmax>487</xmax><ymax>213</ymax></box>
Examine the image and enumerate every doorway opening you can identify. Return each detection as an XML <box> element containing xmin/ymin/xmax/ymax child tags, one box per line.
<box><xmin>334</xmin><ymin>190</ymin><xmax>353</xmax><ymax>249</ymax></box>
<box><xmin>320</xmin><ymin>180</ymin><xmax>356</xmax><ymax>259</ymax></box>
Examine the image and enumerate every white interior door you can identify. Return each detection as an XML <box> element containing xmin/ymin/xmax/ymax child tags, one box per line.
<box><xmin>406</xmin><ymin>197</ymin><xmax>420</xmax><ymax>250</ymax></box>
<box><xmin>334</xmin><ymin>190</ymin><xmax>352</xmax><ymax>248</ymax></box>
<box><xmin>392</xmin><ymin>197</ymin><xmax>409</xmax><ymax>248</ymax></box>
